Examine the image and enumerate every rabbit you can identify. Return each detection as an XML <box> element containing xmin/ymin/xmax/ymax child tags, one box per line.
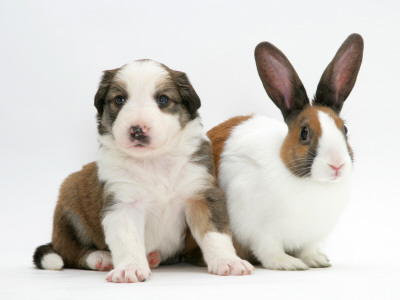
<box><xmin>207</xmin><ymin>34</ymin><xmax>364</xmax><ymax>270</ymax></box>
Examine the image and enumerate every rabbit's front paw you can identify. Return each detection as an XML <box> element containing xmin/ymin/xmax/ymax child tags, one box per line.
<box><xmin>262</xmin><ymin>253</ymin><xmax>309</xmax><ymax>270</ymax></box>
<box><xmin>298</xmin><ymin>248</ymin><xmax>331</xmax><ymax>268</ymax></box>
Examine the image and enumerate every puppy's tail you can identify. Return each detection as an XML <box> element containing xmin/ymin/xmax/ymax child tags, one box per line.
<box><xmin>33</xmin><ymin>243</ymin><xmax>64</xmax><ymax>270</ymax></box>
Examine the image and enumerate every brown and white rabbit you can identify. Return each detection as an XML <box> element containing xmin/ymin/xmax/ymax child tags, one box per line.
<box><xmin>207</xmin><ymin>34</ymin><xmax>363</xmax><ymax>270</ymax></box>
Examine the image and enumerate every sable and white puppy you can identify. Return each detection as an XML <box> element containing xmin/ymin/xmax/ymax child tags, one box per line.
<box><xmin>208</xmin><ymin>34</ymin><xmax>363</xmax><ymax>270</ymax></box>
<box><xmin>33</xmin><ymin>59</ymin><xmax>253</xmax><ymax>282</ymax></box>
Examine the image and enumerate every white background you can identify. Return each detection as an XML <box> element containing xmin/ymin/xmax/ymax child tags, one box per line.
<box><xmin>1</xmin><ymin>0</ymin><xmax>399</xmax><ymax>299</ymax></box>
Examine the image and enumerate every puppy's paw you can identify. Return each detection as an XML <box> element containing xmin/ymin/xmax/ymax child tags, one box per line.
<box><xmin>208</xmin><ymin>256</ymin><xmax>254</xmax><ymax>276</ymax></box>
<box><xmin>41</xmin><ymin>253</ymin><xmax>64</xmax><ymax>270</ymax></box>
<box><xmin>106</xmin><ymin>263</ymin><xmax>151</xmax><ymax>283</ymax></box>
<box><xmin>147</xmin><ymin>251</ymin><xmax>161</xmax><ymax>269</ymax></box>
<box><xmin>298</xmin><ymin>249</ymin><xmax>331</xmax><ymax>268</ymax></box>
<box><xmin>262</xmin><ymin>254</ymin><xmax>309</xmax><ymax>270</ymax></box>
<box><xmin>85</xmin><ymin>250</ymin><xmax>113</xmax><ymax>271</ymax></box>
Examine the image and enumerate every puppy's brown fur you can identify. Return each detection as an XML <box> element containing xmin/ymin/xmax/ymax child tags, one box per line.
<box><xmin>52</xmin><ymin>162</ymin><xmax>108</xmax><ymax>268</ymax></box>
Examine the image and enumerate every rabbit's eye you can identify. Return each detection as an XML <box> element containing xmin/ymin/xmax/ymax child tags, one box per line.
<box><xmin>300</xmin><ymin>126</ymin><xmax>311</xmax><ymax>143</ymax></box>
<box><xmin>343</xmin><ymin>125</ymin><xmax>348</xmax><ymax>135</ymax></box>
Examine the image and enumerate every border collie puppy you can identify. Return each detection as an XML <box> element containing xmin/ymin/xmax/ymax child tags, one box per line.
<box><xmin>33</xmin><ymin>60</ymin><xmax>254</xmax><ymax>283</ymax></box>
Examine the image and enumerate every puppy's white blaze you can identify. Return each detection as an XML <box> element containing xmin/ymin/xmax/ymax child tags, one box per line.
<box><xmin>117</xmin><ymin>60</ymin><xmax>168</xmax><ymax>99</ymax></box>
<box><xmin>41</xmin><ymin>253</ymin><xmax>64</xmax><ymax>270</ymax></box>
<box><xmin>311</xmin><ymin>111</ymin><xmax>352</xmax><ymax>182</ymax></box>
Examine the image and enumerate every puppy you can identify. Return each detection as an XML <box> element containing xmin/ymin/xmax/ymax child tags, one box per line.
<box><xmin>33</xmin><ymin>59</ymin><xmax>253</xmax><ymax>282</ymax></box>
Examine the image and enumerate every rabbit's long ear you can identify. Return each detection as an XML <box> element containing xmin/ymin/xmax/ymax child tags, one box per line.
<box><xmin>255</xmin><ymin>42</ymin><xmax>309</xmax><ymax>123</ymax></box>
<box><xmin>313</xmin><ymin>34</ymin><xmax>364</xmax><ymax>113</ymax></box>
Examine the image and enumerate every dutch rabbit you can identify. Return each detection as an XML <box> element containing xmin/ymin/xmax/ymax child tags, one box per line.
<box><xmin>207</xmin><ymin>34</ymin><xmax>363</xmax><ymax>270</ymax></box>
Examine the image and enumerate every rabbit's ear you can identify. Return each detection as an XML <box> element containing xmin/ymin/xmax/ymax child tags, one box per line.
<box><xmin>313</xmin><ymin>34</ymin><xmax>363</xmax><ymax>113</ymax></box>
<box><xmin>255</xmin><ymin>42</ymin><xmax>309</xmax><ymax>123</ymax></box>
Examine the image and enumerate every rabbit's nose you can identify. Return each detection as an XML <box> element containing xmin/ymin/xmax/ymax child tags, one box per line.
<box><xmin>329</xmin><ymin>164</ymin><xmax>344</xmax><ymax>171</ymax></box>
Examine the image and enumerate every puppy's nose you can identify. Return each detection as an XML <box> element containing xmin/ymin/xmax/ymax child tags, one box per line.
<box><xmin>130</xmin><ymin>125</ymin><xmax>146</xmax><ymax>140</ymax></box>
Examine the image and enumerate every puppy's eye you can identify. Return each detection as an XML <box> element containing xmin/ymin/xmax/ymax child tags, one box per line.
<box><xmin>300</xmin><ymin>126</ymin><xmax>311</xmax><ymax>143</ymax></box>
<box><xmin>114</xmin><ymin>96</ymin><xmax>126</xmax><ymax>106</ymax></box>
<box><xmin>343</xmin><ymin>125</ymin><xmax>348</xmax><ymax>135</ymax></box>
<box><xmin>157</xmin><ymin>95</ymin><xmax>170</xmax><ymax>107</ymax></box>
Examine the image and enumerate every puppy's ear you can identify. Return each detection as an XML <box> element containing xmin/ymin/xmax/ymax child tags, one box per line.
<box><xmin>94</xmin><ymin>68</ymin><xmax>120</xmax><ymax>116</ymax></box>
<box><xmin>170</xmin><ymin>70</ymin><xmax>201</xmax><ymax>119</ymax></box>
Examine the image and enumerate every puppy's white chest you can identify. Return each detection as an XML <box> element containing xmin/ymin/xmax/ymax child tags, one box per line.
<box><xmin>103</xmin><ymin>156</ymin><xmax>208</xmax><ymax>260</ymax></box>
<box><xmin>144</xmin><ymin>200</ymin><xmax>186</xmax><ymax>259</ymax></box>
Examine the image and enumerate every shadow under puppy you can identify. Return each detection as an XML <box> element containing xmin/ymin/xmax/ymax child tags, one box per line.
<box><xmin>33</xmin><ymin>59</ymin><xmax>254</xmax><ymax>283</ymax></box>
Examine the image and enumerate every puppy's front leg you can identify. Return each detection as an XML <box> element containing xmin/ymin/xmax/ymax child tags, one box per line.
<box><xmin>186</xmin><ymin>188</ymin><xmax>254</xmax><ymax>276</ymax></box>
<box><xmin>102</xmin><ymin>201</ymin><xmax>150</xmax><ymax>283</ymax></box>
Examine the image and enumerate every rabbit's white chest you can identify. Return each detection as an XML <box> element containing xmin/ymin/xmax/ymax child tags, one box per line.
<box><xmin>264</xmin><ymin>179</ymin><xmax>350</xmax><ymax>249</ymax></box>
